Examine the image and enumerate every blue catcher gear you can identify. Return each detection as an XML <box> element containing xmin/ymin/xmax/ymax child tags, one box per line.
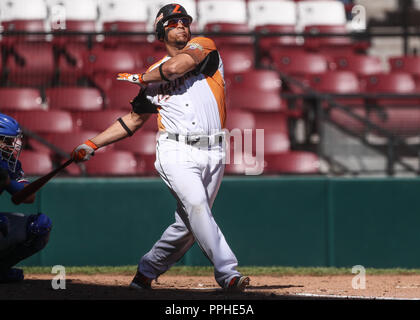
<box><xmin>0</xmin><ymin>213</ymin><xmax>52</xmax><ymax>275</ymax></box>
<box><xmin>0</xmin><ymin>214</ymin><xmax>9</xmax><ymax>237</ymax></box>
<box><xmin>0</xmin><ymin>267</ymin><xmax>24</xmax><ymax>283</ymax></box>
<box><xmin>0</xmin><ymin>113</ymin><xmax>23</xmax><ymax>173</ymax></box>
<box><xmin>26</xmin><ymin>213</ymin><xmax>52</xmax><ymax>237</ymax></box>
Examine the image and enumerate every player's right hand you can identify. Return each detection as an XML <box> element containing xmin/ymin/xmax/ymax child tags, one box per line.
<box><xmin>117</xmin><ymin>73</ymin><xmax>147</xmax><ymax>87</ymax></box>
<box><xmin>71</xmin><ymin>140</ymin><xmax>98</xmax><ymax>162</ymax></box>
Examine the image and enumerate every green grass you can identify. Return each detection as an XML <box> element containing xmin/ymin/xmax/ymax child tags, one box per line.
<box><xmin>20</xmin><ymin>265</ymin><xmax>420</xmax><ymax>276</ymax></box>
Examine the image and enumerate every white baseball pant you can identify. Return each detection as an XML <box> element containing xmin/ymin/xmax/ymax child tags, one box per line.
<box><xmin>138</xmin><ymin>131</ymin><xmax>241</xmax><ymax>288</ymax></box>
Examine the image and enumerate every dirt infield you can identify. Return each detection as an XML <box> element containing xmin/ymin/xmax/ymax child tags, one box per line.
<box><xmin>2</xmin><ymin>273</ymin><xmax>420</xmax><ymax>300</ymax></box>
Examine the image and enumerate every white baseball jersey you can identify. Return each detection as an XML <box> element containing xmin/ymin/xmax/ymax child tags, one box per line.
<box><xmin>145</xmin><ymin>37</ymin><xmax>226</xmax><ymax>136</ymax></box>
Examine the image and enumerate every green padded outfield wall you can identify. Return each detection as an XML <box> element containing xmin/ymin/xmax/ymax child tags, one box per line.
<box><xmin>3</xmin><ymin>177</ymin><xmax>420</xmax><ymax>268</ymax></box>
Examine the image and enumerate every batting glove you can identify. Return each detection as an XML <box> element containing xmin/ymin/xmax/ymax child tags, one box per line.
<box><xmin>117</xmin><ymin>73</ymin><xmax>147</xmax><ymax>87</ymax></box>
<box><xmin>71</xmin><ymin>140</ymin><xmax>98</xmax><ymax>162</ymax></box>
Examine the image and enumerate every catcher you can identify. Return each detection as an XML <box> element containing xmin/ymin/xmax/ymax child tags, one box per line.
<box><xmin>0</xmin><ymin>113</ymin><xmax>52</xmax><ymax>283</ymax></box>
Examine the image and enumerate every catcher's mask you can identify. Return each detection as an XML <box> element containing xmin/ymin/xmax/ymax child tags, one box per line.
<box><xmin>0</xmin><ymin>113</ymin><xmax>23</xmax><ymax>173</ymax></box>
<box><xmin>154</xmin><ymin>3</ymin><xmax>193</xmax><ymax>41</ymax></box>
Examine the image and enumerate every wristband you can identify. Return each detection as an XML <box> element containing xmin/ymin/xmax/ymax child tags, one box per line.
<box><xmin>84</xmin><ymin>139</ymin><xmax>98</xmax><ymax>150</ymax></box>
<box><xmin>139</xmin><ymin>73</ymin><xmax>147</xmax><ymax>86</ymax></box>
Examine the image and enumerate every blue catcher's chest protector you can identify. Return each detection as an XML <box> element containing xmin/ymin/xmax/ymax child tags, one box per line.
<box><xmin>0</xmin><ymin>159</ymin><xmax>25</xmax><ymax>195</ymax></box>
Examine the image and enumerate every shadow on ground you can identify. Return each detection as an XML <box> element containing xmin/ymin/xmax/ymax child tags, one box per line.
<box><xmin>0</xmin><ymin>280</ymin><xmax>339</xmax><ymax>300</ymax></box>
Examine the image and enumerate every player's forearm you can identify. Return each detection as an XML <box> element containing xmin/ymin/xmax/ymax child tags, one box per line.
<box><xmin>142</xmin><ymin>53</ymin><xmax>196</xmax><ymax>82</ymax></box>
<box><xmin>90</xmin><ymin>112</ymin><xmax>149</xmax><ymax>148</ymax></box>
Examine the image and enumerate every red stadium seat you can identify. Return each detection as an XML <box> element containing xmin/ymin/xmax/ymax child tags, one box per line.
<box><xmin>45</xmin><ymin>131</ymin><xmax>112</xmax><ymax>157</ymax></box>
<box><xmin>85</xmin><ymin>150</ymin><xmax>137</xmax><ymax>176</ymax></box>
<box><xmin>264</xmin><ymin>151</ymin><xmax>320</xmax><ymax>174</ymax></box>
<box><xmin>12</xmin><ymin>110</ymin><xmax>74</xmax><ymax>134</ymax></box>
<box><xmin>362</xmin><ymin>73</ymin><xmax>420</xmax><ymax>136</ymax></box>
<box><xmin>103</xmin><ymin>21</ymin><xmax>147</xmax><ymax>32</ymax></box>
<box><xmin>271</xmin><ymin>51</ymin><xmax>329</xmax><ymax>77</ymax></box>
<box><xmin>362</xmin><ymin>72</ymin><xmax>417</xmax><ymax>101</ymax></box>
<box><xmin>328</xmin><ymin>107</ymin><xmax>370</xmax><ymax>134</ymax></box>
<box><xmin>104</xmin><ymin>82</ymin><xmax>141</xmax><ymax>110</ymax></box>
<box><xmin>333</xmin><ymin>54</ymin><xmax>384</xmax><ymax>77</ymax></box>
<box><xmin>309</xmin><ymin>71</ymin><xmax>360</xmax><ymax>93</ymax></box>
<box><xmin>84</xmin><ymin>48</ymin><xmax>141</xmax><ymax>78</ymax></box>
<box><xmin>198</xmin><ymin>0</ymin><xmax>249</xmax><ymax>47</ymax></box>
<box><xmin>57</xmin><ymin>43</ymin><xmax>91</xmax><ymax>85</ymax></box>
<box><xmin>7</xmin><ymin>43</ymin><xmax>55</xmax><ymax>86</ymax></box>
<box><xmin>75</xmin><ymin>109</ymin><xmax>158</xmax><ymax>132</ymax></box>
<box><xmin>219</xmin><ymin>48</ymin><xmax>254</xmax><ymax>74</ymax></box>
<box><xmin>224</xmin><ymin>151</ymin><xmax>265</xmax><ymax>176</ymax></box>
<box><xmin>369</xmin><ymin>108</ymin><xmax>420</xmax><ymax>137</ymax></box>
<box><xmin>45</xmin><ymin>87</ymin><xmax>104</xmax><ymax>111</ymax></box>
<box><xmin>26</xmin><ymin>137</ymin><xmax>53</xmax><ymax>156</ymax></box>
<box><xmin>0</xmin><ymin>88</ymin><xmax>44</xmax><ymax>111</ymax></box>
<box><xmin>204</xmin><ymin>23</ymin><xmax>253</xmax><ymax>48</ymax></box>
<box><xmin>92</xmin><ymin>72</ymin><xmax>120</xmax><ymax>91</ymax></box>
<box><xmin>141</xmin><ymin>113</ymin><xmax>159</xmax><ymax>132</ymax></box>
<box><xmin>303</xmin><ymin>25</ymin><xmax>354</xmax><ymax>53</ymax></box>
<box><xmin>225</xmin><ymin>70</ymin><xmax>282</xmax><ymax>92</ymax></box>
<box><xmin>48</xmin><ymin>0</ymin><xmax>98</xmax><ymax>42</ymax></box>
<box><xmin>52</xmin><ymin>20</ymin><xmax>97</xmax><ymax>44</ymax></box>
<box><xmin>134</xmin><ymin>155</ymin><xmax>157</xmax><ymax>176</ymax></box>
<box><xmin>225</xmin><ymin>109</ymin><xmax>256</xmax><ymax>132</ymax></box>
<box><xmin>114</xmin><ymin>131</ymin><xmax>157</xmax><ymax>155</ymax></box>
<box><xmin>263</xmin><ymin>130</ymin><xmax>290</xmax><ymax>154</ymax></box>
<box><xmin>19</xmin><ymin>151</ymin><xmax>53</xmax><ymax>176</ymax></box>
<box><xmin>227</xmin><ymin>90</ymin><xmax>284</xmax><ymax>112</ymax></box>
<box><xmin>307</xmin><ymin>71</ymin><xmax>364</xmax><ymax>107</ymax></box>
<box><xmin>253</xmin><ymin>112</ymin><xmax>289</xmax><ymax>134</ymax></box>
<box><xmin>114</xmin><ymin>132</ymin><xmax>157</xmax><ymax>176</ymax></box>
<box><xmin>249</xmin><ymin>0</ymin><xmax>298</xmax><ymax>63</ymax></box>
<box><xmin>65</xmin><ymin>20</ymin><xmax>96</xmax><ymax>32</ymax></box>
<box><xmin>110</xmin><ymin>44</ymin><xmax>157</xmax><ymax>70</ymax></box>
<box><xmin>389</xmin><ymin>56</ymin><xmax>420</xmax><ymax>77</ymax></box>
<box><xmin>59</xmin><ymin>47</ymin><xmax>142</xmax><ymax>84</ymax></box>
<box><xmin>1</xmin><ymin>20</ymin><xmax>47</xmax><ymax>42</ymax></box>
<box><xmin>64</xmin><ymin>161</ymin><xmax>83</xmax><ymax>176</ymax></box>
<box><xmin>99</xmin><ymin>0</ymin><xmax>152</xmax><ymax>46</ymax></box>
<box><xmin>226</xmin><ymin>70</ymin><xmax>284</xmax><ymax>112</ymax></box>
<box><xmin>0</xmin><ymin>0</ymin><xmax>48</xmax><ymax>42</ymax></box>
<box><xmin>102</xmin><ymin>22</ymin><xmax>148</xmax><ymax>47</ymax></box>
<box><xmin>256</xmin><ymin>25</ymin><xmax>300</xmax><ymax>64</ymax></box>
<box><xmin>74</xmin><ymin>109</ymin><xmax>127</xmax><ymax>132</ymax></box>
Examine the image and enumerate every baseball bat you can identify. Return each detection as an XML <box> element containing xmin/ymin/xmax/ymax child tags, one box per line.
<box><xmin>11</xmin><ymin>158</ymin><xmax>74</xmax><ymax>205</ymax></box>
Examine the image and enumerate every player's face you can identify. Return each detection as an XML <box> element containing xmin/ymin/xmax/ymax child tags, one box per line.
<box><xmin>0</xmin><ymin>135</ymin><xmax>22</xmax><ymax>172</ymax></box>
<box><xmin>165</xmin><ymin>18</ymin><xmax>191</xmax><ymax>46</ymax></box>
<box><xmin>0</xmin><ymin>137</ymin><xmax>15</xmax><ymax>153</ymax></box>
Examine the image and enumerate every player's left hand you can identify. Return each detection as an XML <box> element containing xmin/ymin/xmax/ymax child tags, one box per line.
<box><xmin>117</xmin><ymin>73</ymin><xmax>147</xmax><ymax>87</ymax></box>
<box><xmin>71</xmin><ymin>140</ymin><xmax>98</xmax><ymax>162</ymax></box>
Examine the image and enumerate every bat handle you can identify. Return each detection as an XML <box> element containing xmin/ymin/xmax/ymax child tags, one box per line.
<box><xmin>60</xmin><ymin>158</ymin><xmax>75</xmax><ymax>170</ymax></box>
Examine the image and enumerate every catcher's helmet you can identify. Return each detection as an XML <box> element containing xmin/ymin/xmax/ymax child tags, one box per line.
<box><xmin>0</xmin><ymin>113</ymin><xmax>22</xmax><ymax>172</ymax></box>
<box><xmin>154</xmin><ymin>3</ymin><xmax>193</xmax><ymax>41</ymax></box>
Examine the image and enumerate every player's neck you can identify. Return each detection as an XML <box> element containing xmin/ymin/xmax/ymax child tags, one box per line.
<box><xmin>165</xmin><ymin>42</ymin><xmax>186</xmax><ymax>57</ymax></box>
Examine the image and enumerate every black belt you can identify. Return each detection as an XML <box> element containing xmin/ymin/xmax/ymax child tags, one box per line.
<box><xmin>166</xmin><ymin>132</ymin><xmax>224</xmax><ymax>147</ymax></box>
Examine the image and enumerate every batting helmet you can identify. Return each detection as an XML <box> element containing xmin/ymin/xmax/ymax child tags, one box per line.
<box><xmin>154</xmin><ymin>3</ymin><xmax>193</xmax><ymax>41</ymax></box>
<box><xmin>0</xmin><ymin>113</ymin><xmax>22</xmax><ymax>172</ymax></box>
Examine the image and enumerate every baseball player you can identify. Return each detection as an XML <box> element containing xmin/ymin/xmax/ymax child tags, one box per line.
<box><xmin>0</xmin><ymin>113</ymin><xmax>52</xmax><ymax>283</ymax></box>
<box><xmin>71</xmin><ymin>3</ymin><xmax>249</xmax><ymax>291</ymax></box>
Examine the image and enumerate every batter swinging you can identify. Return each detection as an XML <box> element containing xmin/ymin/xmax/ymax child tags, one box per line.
<box><xmin>71</xmin><ymin>3</ymin><xmax>249</xmax><ymax>291</ymax></box>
